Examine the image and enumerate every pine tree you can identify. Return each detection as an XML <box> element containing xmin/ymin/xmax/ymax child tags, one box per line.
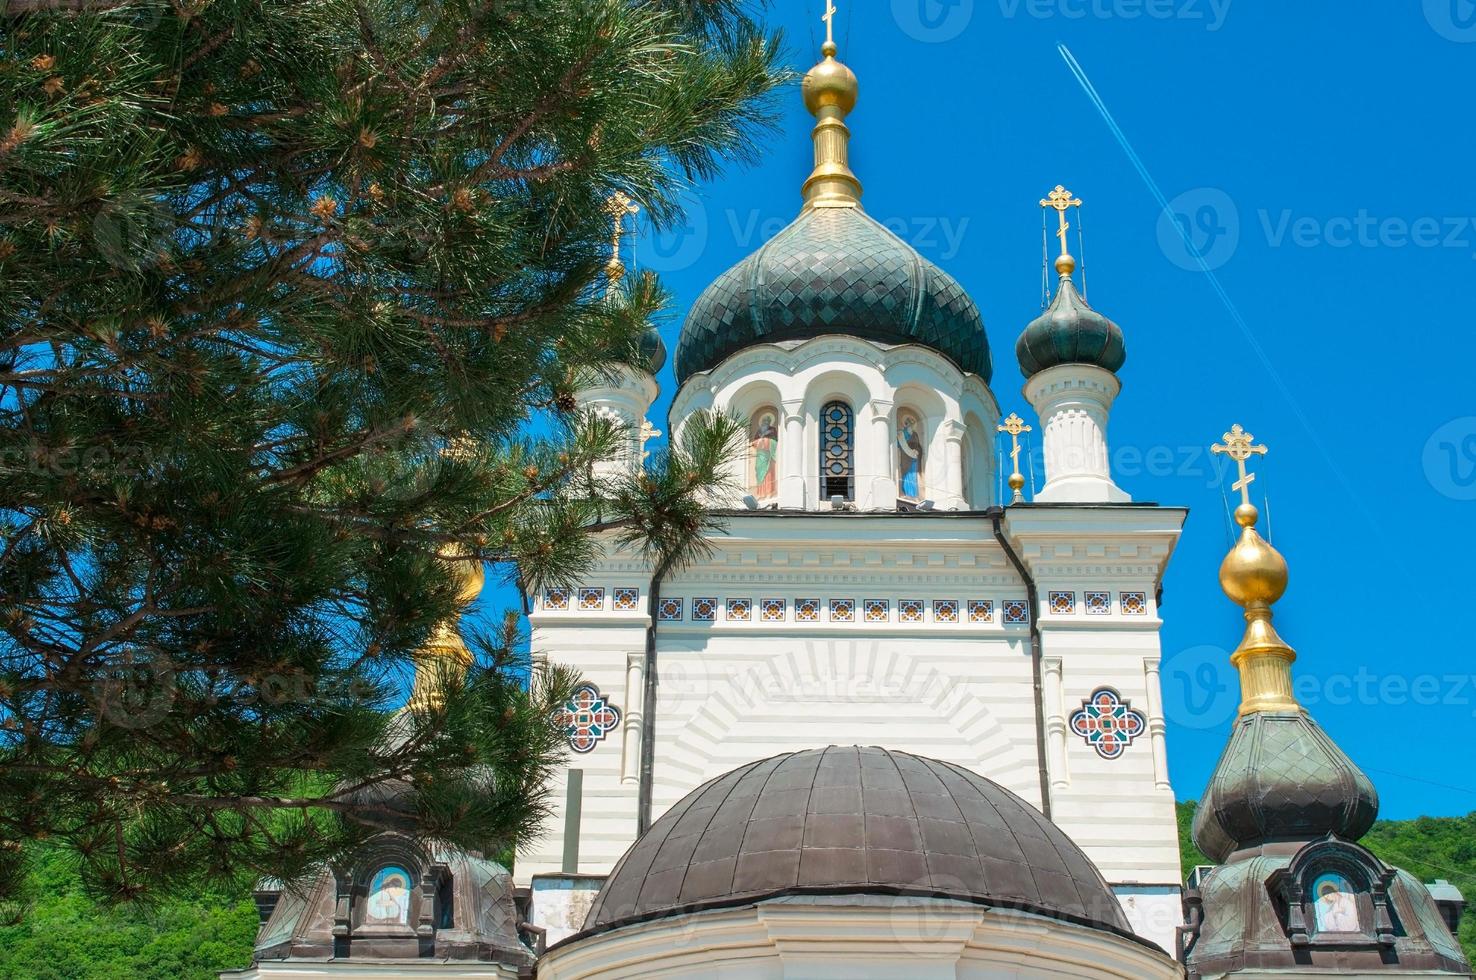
<box><xmin>0</xmin><ymin>0</ymin><xmax>784</xmax><ymax>908</ymax></box>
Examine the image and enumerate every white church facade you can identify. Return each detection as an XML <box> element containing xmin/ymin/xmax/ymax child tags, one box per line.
<box><xmin>230</xmin><ymin>21</ymin><xmax>1471</xmax><ymax>980</ymax></box>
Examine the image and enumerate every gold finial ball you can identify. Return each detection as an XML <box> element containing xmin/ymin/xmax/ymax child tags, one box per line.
<box><xmin>1218</xmin><ymin>525</ymin><xmax>1288</xmax><ymax>607</ymax></box>
<box><xmin>1008</xmin><ymin>472</ymin><xmax>1026</xmax><ymax>491</ymax></box>
<box><xmin>1055</xmin><ymin>253</ymin><xmax>1077</xmax><ymax>277</ymax></box>
<box><xmin>1234</xmin><ymin>502</ymin><xmax>1259</xmax><ymax>528</ymax></box>
<box><xmin>802</xmin><ymin>51</ymin><xmax>858</xmax><ymax>115</ymax></box>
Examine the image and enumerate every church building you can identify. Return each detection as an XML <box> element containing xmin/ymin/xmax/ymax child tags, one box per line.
<box><xmin>228</xmin><ymin>19</ymin><xmax>1471</xmax><ymax>980</ymax></box>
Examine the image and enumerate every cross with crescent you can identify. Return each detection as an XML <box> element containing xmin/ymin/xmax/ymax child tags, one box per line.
<box><xmin>1040</xmin><ymin>185</ymin><xmax>1083</xmax><ymax>259</ymax></box>
<box><xmin>822</xmin><ymin>0</ymin><xmax>838</xmax><ymax>46</ymax></box>
<box><xmin>1211</xmin><ymin>423</ymin><xmax>1268</xmax><ymax>508</ymax></box>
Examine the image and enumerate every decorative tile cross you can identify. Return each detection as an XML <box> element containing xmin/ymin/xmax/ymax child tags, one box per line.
<box><xmin>555</xmin><ymin>684</ymin><xmax>622</xmax><ymax>754</ymax></box>
<box><xmin>1069</xmin><ymin>687</ymin><xmax>1146</xmax><ymax>760</ymax></box>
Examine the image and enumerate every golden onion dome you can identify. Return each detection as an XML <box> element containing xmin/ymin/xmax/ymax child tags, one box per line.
<box><xmin>1218</xmin><ymin>503</ymin><xmax>1289</xmax><ymax>607</ymax></box>
<box><xmin>801</xmin><ymin>41</ymin><xmax>858</xmax><ymax>115</ymax></box>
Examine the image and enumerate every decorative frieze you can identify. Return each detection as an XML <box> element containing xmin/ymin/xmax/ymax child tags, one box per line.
<box><xmin>535</xmin><ymin>586</ymin><xmax>1156</xmax><ymax>625</ymax></box>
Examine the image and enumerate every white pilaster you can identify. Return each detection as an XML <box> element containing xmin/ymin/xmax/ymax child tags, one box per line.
<box><xmin>1023</xmin><ymin>363</ymin><xmax>1129</xmax><ymax>504</ymax></box>
<box><xmin>1043</xmin><ymin>656</ymin><xmax>1070</xmax><ymax>790</ymax></box>
<box><xmin>941</xmin><ymin>419</ymin><xmax>968</xmax><ymax>511</ymax></box>
<box><xmin>1143</xmin><ymin>657</ymin><xmax>1171</xmax><ymax>791</ymax></box>
<box><xmin>780</xmin><ymin>400</ymin><xmax>806</xmax><ymax>509</ymax></box>
<box><xmin>866</xmin><ymin>399</ymin><xmax>896</xmax><ymax>510</ymax></box>
<box><xmin>620</xmin><ymin>652</ymin><xmax>645</xmax><ymax>786</ymax></box>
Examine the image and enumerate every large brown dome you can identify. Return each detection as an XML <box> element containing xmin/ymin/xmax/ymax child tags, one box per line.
<box><xmin>582</xmin><ymin>745</ymin><xmax>1131</xmax><ymax>937</ymax></box>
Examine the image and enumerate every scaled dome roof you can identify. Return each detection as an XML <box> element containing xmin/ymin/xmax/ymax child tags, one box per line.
<box><xmin>675</xmin><ymin>207</ymin><xmax>992</xmax><ymax>384</ymax></box>
<box><xmin>582</xmin><ymin>745</ymin><xmax>1129</xmax><ymax>937</ymax></box>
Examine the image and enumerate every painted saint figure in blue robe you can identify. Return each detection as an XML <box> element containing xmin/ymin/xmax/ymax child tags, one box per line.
<box><xmin>898</xmin><ymin>411</ymin><xmax>924</xmax><ymax>500</ymax></box>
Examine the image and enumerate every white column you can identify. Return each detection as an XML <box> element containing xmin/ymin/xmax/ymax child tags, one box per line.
<box><xmin>620</xmin><ymin>652</ymin><xmax>646</xmax><ymax>786</ymax></box>
<box><xmin>779</xmin><ymin>400</ymin><xmax>806</xmax><ymax>509</ymax></box>
<box><xmin>1143</xmin><ymin>657</ymin><xmax>1171</xmax><ymax>790</ymax></box>
<box><xmin>866</xmin><ymin>399</ymin><xmax>896</xmax><ymax>511</ymax></box>
<box><xmin>575</xmin><ymin>367</ymin><xmax>659</xmax><ymax>482</ymax></box>
<box><xmin>940</xmin><ymin>419</ymin><xmax>967</xmax><ymax>511</ymax></box>
<box><xmin>1023</xmin><ymin>363</ymin><xmax>1129</xmax><ymax>503</ymax></box>
<box><xmin>1043</xmin><ymin>657</ymin><xmax>1069</xmax><ymax>790</ymax></box>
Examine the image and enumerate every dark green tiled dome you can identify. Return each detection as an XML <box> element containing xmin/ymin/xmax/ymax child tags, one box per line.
<box><xmin>1016</xmin><ymin>277</ymin><xmax>1125</xmax><ymax>379</ymax></box>
<box><xmin>675</xmin><ymin>207</ymin><xmax>992</xmax><ymax>383</ymax></box>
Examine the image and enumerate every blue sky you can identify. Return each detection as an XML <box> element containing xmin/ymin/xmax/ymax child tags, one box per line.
<box><xmin>504</xmin><ymin>1</ymin><xmax>1476</xmax><ymax>821</ymax></box>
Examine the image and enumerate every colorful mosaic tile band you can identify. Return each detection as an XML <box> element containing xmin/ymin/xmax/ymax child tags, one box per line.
<box><xmin>1003</xmin><ymin>599</ymin><xmax>1029</xmax><ymax>624</ymax></box>
<box><xmin>1121</xmin><ymin>592</ymin><xmax>1149</xmax><ymax>615</ymax></box>
<box><xmin>1085</xmin><ymin>591</ymin><xmax>1111</xmax><ymax>615</ymax></box>
<box><xmin>1069</xmin><ymin>687</ymin><xmax>1146</xmax><ymax>760</ymax></box>
<box><xmin>1049</xmin><ymin>591</ymin><xmax>1076</xmax><ymax>615</ymax></box>
<box><xmin>657</xmin><ymin>598</ymin><xmax>683</xmax><ymax>622</ymax></box>
<box><xmin>797</xmin><ymin>598</ymin><xmax>821</xmax><ymax>623</ymax></box>
<box><xmin>578</xmin><ymin>587</ymin><xmax>604</xmax><ymax>611</ymax></box>
<box><xmin>726</xmin><ymin>598</ymin><xmax>752</xmax><ymax>621</ymax></box>
<box><xmin>864</xmin><ymin>599</ymin><xmax>889</xmax><ymax>623</ymax></box>
<box><xmin>968</xmin><ymin>599</ymin><xmax>994</xmax><ymax>623</ymax></box>
<box><xmin>693</xmin><ymin>597</ymin><xmax>718</xmax><ymax>622</ymax></box>
<box><xmin>761</xmin><ymin>598</ymin><xmax>787</xmax><ymax>622</ymax></box>
<box><xmin>555</xmin><ymin>684</ymin><xmax>621</xmax><ymax>754</ymax></box>
<box><xmin>830</xmin><ymin>598</ymin><xmax>855</xmax><ymax>623</ymax></box>
<box><xmin>934</xmin><ymin>599</ymin><xmax>959</xmax><ymax>624</ymax></box>
<box><xmin>899</xmin><ymin>599</ymin><xmax>924</xmax><ymax>624</ymax></box>
<box><xmin>543</xmin><ymin>587</ymin><xmax>570</xmax><ymax>611</ymax></box>
<box><xmin>613</xmin><ymin>587</ymin><xmax>640</xmax><ymax>612</ymax></box>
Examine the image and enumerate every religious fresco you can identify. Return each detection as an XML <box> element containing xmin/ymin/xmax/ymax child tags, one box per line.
<box><xmin>749</xmin><ymin>408</ymin><xmax>779</xmax><ymax>500</ymax></box>
<box><xmin>365</xmin><ymin>866</ymin><xmax>413</xmax><ymax>925</ymax></box>
<box><xmin>897</xmin><ymin>409</ymin><xmax>924</xmax><ymax>500</ymax></box>
<box><xmin>1312</xmin><ymin>873</ymin><xmax>1360</xmax><ymax>933</ymax></box>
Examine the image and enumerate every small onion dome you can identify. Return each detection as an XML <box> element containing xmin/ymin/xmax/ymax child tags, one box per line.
<box><xmin>1016</xmin><ymin>261</ymin><xmax>1126</xmax><ymax>378</ymax></box>
<box><xmin>638</xmin><ymin>324</ymin><xmax>667</xmax><ymax>375</ymax></box>
<box><xmin>1192</xmin><ymin>711</ymin><xmax>1379</xmax><ymax>864</ymax></box>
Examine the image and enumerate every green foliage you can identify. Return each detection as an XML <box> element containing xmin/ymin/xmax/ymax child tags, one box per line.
<box><xmin>0</xmin><ymin>844</ymin><xmax>256</xmax><ymax>979</ymax></box>
<box><xmin>1175</xmin><ymin>798</ymin><xmax>1211</xmax><ymax>875</ymax></box>
<box><xmin>1177</xmin><ymin>802</ymin><xmax>1476</xmax><ymax>963</ymax></box>
<box><xmin>0</xmin><ymin>0</ymin><xmax>786</xmax><ymax>905</ymax></box>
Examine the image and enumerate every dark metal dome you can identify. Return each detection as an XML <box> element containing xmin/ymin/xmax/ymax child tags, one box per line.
<box><xmin>1016</xmin><ymin>276</ymin><xmax>1126</xmax><ymax>379</ymax></box>
<box><xmin>1193</xmin><ymin>711</ymin><xmax>1379</xmax><ymax>864</ymax></box>
<box><xmin>583</xmin><ymin>745</ymin><xmax>1129</xmax><ymax>936</ymax></box>
<box><xmin>674</xmin><ymin>208</ymin><xmax>992</xmax><ymax>384</ymax></box>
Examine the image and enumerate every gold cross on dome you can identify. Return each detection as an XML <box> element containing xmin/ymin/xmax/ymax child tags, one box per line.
<box><xmin>1211</xmin><ymin>424</ymin><xmax>1268</xmax><ymax>508</ymax></box>
<box><xmin>999</xmin><ymin>413</ymin><xmax>1033</xmax><ymax>503</ymax></box>
<box><xmin>639</xmin><ymin>419</ymin><xmax>662</xmax><ymax>462</ymax></box>
<box><xmin>1040</xmin><ymin>185</ymin><xmax>1083</xmax><ymax>259</ymax></box>
<box><xmin>603</xmin><ymin>191</ymin><xmax>640</xmax><ymax>256</ymax></box>
<box><xmin>822</xmin><ymin>0</ymin><xmax>838</xmax><ymax>46</ymax></box>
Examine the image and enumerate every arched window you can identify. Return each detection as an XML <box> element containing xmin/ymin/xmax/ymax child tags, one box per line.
<box><xmin>896</xmin><ymin>408</ymin><xmax>925</xmax><ymax>502</ymax></box>
<box><xmin>748</xmin><ymin>407</ymin><xmax>780</xmax><ymax>502</ymax></box>
<box><xmin>820</xmin><ymin>401</ymin><xmax>854</xmax><ymax>501</ymax></box>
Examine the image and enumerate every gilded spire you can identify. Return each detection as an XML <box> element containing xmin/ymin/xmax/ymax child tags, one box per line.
<box><xmin>408</xmin><ymin>440</ymin><xmax>487</xmax><ymax>713</ymax></box>
<box><xmin>1040</xmin><ymin>185</ymin><xmax>1083</xmax><ymax>279</ymax></box>
<box><xmin>1211</xmin><ymin>424</ymin><xmax>1299</xmax><ymax>716</ymax></box>
<box><xmin>801</xmin><ymin>2</ymin><xmax>861</xmax><ymax>209</ymax></box>
<box><xmin>603</xmin><ymin>191</ymin><xmax>640</xmax><ymax>300</ymax></box>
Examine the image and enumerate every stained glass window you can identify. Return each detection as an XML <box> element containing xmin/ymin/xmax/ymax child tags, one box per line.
<box><xmin>820</xmin><ymin>401</ymin><xmax>854</xmax><ymax>501</ymax></box>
